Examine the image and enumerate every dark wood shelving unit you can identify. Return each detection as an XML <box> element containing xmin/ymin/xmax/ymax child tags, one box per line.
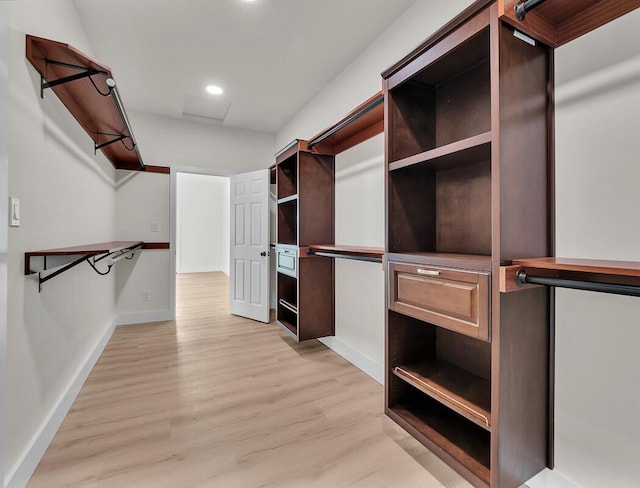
<box><xmin>498</xmin><ymin>0</ymin><xmax>640</xmax><ymax>48</ymax></box>
<box><xmin>274</xmin><ymin>93</ymin><xmax>386</xmax><ymax>342</ymax></box>
<box><xmin>384</xmin><ymin>2</ymin><xmax>552</xmax><ymax>486</ymax></box>
<box><xmin>275</xmin><ymin>141</ymin><xmax>335</xmax><ymax>342</ymax></box>
<box><xmin>25</xmin><ymin>35</ymin><xmax>146</xmax><ymax>171</ymax></box>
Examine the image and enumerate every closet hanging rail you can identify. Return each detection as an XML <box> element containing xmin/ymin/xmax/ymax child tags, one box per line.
<box><xmin>309</xmin><ymin>250</ymin><xmax>382</xmax><ymax>263</ymax></box>
<box><xmin>516</xmin><ymin>270</ymin><xmax>640</xmax><ymax>297</ymax></box>
<box><xmin>305</xmin><ymin>245</ymin><xmax>384</xmax><ymax>263</ymax></box>
<box><xmin>514</xmin><ymin>0</ymin><xmax>548</xmax><ymax>20</ymax></box>
<box><xmin>307</xmin><ymin>93</ymin><xmax>384</xmax><ymax>150</ymax></box>
<box><xmin>28</xmin><ymin>241</ymin><xmax>144</xmax><ymax>292</ymax></box>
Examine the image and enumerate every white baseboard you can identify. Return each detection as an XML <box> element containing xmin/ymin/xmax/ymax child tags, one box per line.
<box><xmin>177</xmin><ymin>266</ymin><xmax>227</xmax><ymax>274</ymax></box>
<box><xmin>525</xmin><ymin>469</ymin><xmax>582</xmax><ymax>488</ymax></box>
<box><xmin>5</xmin><ymin>320</ymin><xmax>117</xmax><ymax>488</ymax></box>
<box><xmin>116</xmin><ymin>309</ymin><xmax>173</xmax><ymax>326</ymax></box>
<box><xmin>318</xmin><ymin>336</ymin><xmax>384</xmax><ymax>384</ymax></box>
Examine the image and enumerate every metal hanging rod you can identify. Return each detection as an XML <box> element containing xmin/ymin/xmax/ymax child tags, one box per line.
<box><xmin>38</xmin><ymin>243</ymin><xmax>143</xmax><ymax>292</ymax></box>
<box><xmin>307</xmin><ymin>249</ymin><xmax>382</xmax><ymax>264</ymax></box>
<box><xmin>515</xmin><ymin>0</ymin><xmax>548</xmax><ymax>21</ymax></box>
<box><xmin>516</xmin><ymin>269</ymin><xmax>640</xmax><ymax>298</ymax></box>
<box><xmin>108</xmin><ymin>80</ymin><xmax>145</xmax><ymax>168</ymax></box>
<box><xmin>307</xmin><ymin>95</ymin><xmax>384</xmax><ymax>149</ymax></box>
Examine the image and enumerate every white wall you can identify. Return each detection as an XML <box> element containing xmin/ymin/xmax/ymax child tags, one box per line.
<box><xmin>177</xmin><ymin>173</ymin><xmax>230</xmax><ymax>275</ymax></box>
<box><xmin>276</xmin><ymin>0</ymin><xmax>475</xmax><ymax>381</ymax></box>
<box><xmin>115</xmin><ymin>170</ymin><xmax>171</xmax><ymax>325</ymax></box>
<box><xmin>0</xmin><ymin>3</ymin><xmax>10</xmax><ymax>485</ymax></box>
<box><xmin>6</xmin><ymin>1</ymin><xmax>117</xmax><ymax>485</ymax></box>
<box><xmin>550</xmin><ymin>9</ymin><xmax>640</xmax><ymax>487</ymax></box>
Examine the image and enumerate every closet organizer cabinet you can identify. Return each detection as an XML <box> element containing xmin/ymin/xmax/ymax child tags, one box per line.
<box><xmin>275</xmin><ymin>141</ymin><xmax>335</xmax><ymax>342</ymax></box>
<box><xmin>383</xmin><ymin>2</ymin><xmax>551</xmax><ymax>487</ymax></box>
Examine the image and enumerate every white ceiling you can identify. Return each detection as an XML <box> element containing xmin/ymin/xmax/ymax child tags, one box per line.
<box><xmin>73</xmin><ymin>0</ymin><xmax>416</xmax><ymax>134</ymax></box>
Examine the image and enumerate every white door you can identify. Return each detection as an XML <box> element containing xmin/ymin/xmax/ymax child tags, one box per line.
<box><xmin>229</xmin><ymin>169</ymin><xmax>270</xmax><ymax>322</ymax></box>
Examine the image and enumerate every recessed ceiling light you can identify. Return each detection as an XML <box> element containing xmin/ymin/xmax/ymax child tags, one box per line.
<box><xmin>206</xmin><ymin>85</ymin><xmax>223</xmax><ymax>95</ymax></box>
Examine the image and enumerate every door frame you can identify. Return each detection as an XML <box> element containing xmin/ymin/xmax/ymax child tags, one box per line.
<box><xmin>169</xmin><ymin>165</ymin><xmax>235</xmax><ymax>320</ymax></box>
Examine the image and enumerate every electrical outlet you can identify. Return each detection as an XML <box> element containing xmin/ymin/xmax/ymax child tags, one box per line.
<box><xmin>151</xmin><ymin>222</ymin><xmax>159</xmax><ymax>232</ymax></box>
<box><xmin>142</xmin><ymin>290</ymin><xmax>150</xmax><ymax>302</ymax></box>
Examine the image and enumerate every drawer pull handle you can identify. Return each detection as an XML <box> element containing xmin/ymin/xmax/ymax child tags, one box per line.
<box><xmin>417</xmin><ymin>269</ymin><xmax>440</xmax><ymax>276</ymax></box>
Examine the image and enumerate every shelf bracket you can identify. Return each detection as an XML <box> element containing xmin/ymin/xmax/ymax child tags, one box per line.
<box><xmin>94</xmin><ymin>133</ymin><xmax>131</xmax><ymax>153</ymax></box>
<box><xmin>514</xmin><ymin>0</ymin><xmax>548</xmax><ymax>21</ymax></box>
<box><xmin>40</xmin><ymin>59</ymin><xmax>108</xmax><ymax>99</ymax></box>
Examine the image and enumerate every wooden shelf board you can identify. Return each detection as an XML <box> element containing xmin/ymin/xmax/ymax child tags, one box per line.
<box><xmin>25</xmin><ymin>240</ymin><xmax>143</xmax><ymax>275</ymax></box>
<box><xmin>26</xmin><ymin>35</ymin><xmax>144</xmax><ymax>171</ymax></box>
<box><xmin>388</xmin><ymin>404</ymin><xmax>490</xmax><ymax>488</ymax></box>
<box><xmin>386</xmin><ymin>252</ymin><xmax>492</xmax><ymax>272</ymax></box>
<box><xmin>499</xmin><ymin>0</ymin><xmax>640</xmax><ymax>48</ymax></box>
<box><xmin>277</xmin><ymin>194</ymin><xmax>298</xmax><ymax>205</ymax></box>
<box><xmin>389</xmin><ymin>132</ymin><xmax>492</xmax><ymax>173</ymax></box>
<box><xmin>307</xmin><ymin>244</ymin><xmax>384</xmax><ymax>260</ymax></box>
<box><xmin>307</xmin><ymin>91</ymin><xmax>384</xmax><ymax>155</ymax></box>
<box><xmin>512</xmin><ymin>257</ymin><xmax>640</xmax><ymax>278</ymax></box>
<box><xmin>394</xmin><ymin>359</ymin><xmax>491</xmax><ymax>430</ymax></box>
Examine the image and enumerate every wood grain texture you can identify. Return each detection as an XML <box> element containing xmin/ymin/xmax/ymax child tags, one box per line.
<box><xmin>27</xmin><ymin>273</ymin><xmax>472</xmax><ymax>488</ymax></box>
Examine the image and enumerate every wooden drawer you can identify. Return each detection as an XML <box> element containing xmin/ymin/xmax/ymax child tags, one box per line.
<box><xmin>389</xmin><ymin>262</ymin><xmax>490</xmax><ymax>340</ymax></box>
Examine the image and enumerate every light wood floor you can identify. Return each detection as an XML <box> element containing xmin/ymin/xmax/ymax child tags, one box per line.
<box><xmin>27</xmin><ymin>272</ymin><xmax>470</xmax><ymax>488</ymax></box>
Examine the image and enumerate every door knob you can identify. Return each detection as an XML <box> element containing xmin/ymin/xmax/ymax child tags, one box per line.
<box><xmin>260</xmin><ymin>251</ymin><xmax>268</xmax><ymax>256</ymax></box>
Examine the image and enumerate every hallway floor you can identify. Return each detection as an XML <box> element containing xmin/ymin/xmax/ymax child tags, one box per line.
<box><xmin>27</xmin><ymin>272</ymin><xmax>469</xmax><ymax>488</ymax></box>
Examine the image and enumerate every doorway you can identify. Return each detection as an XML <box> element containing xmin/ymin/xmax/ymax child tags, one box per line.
<box><xmin>170</xmin><ymin>167</ymin><xmax>232</xmax><ymax>319</ymax></box>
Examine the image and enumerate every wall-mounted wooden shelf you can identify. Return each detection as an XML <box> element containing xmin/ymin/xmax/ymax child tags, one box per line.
<box><xmin>307</xmin><ymin>91</ymin><xmax>384</xmax><ymax>155</ymax></box>
<box><xmin>24</xmin><ymin>241</ymin><xmax>155</xmax><ymax>292</ymax></box>
<box><xmin>25</xmin><ymin>241</ymin><xmax>144</xmax><ymax>276</ymax></box>
<box><xmin>26</xmin><ymin>34</ymin><xmax>146</xmax><ymax>171</ymax></box>
<box><xmin>498</xmin><ymin>0</ymin><xmax>640</xmax><ymax>48</ymax></box>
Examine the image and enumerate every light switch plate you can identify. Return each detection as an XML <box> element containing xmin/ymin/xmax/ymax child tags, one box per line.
<box><xmin>9</xmin><ymin>197</ymin><xmax>20</xmax><ymax>227</ymax></box>
<box><xmin>151</xmin><ymin>222</ymin><xmax>159</xmax><ymax>232</ymax></box>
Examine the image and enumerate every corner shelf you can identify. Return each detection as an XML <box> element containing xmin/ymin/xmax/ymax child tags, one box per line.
<box><xmin>25</xmin><ymin>241</ymin><xmax>144</xmax><ymax>291</ymax></box>
<box><xmin>307</xmin><ymin>91</ymin><xmax>384</xmax><ymax>155</ymax></box>
<box><xmin>25</xmin><ymin>35</ymin><xmax>145</xmax><ymax>171</ymax></box>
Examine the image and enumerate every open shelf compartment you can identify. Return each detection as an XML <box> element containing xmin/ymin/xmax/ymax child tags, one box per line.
<box><xmin>387</xmin><ymin>26</ymin><xmax>491</xmax><ymax>163</ymax></box>
<box><xmin>388</xmin><ymin>157</ymin><xmax>491</xmax><ymax>256</ymax></box>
